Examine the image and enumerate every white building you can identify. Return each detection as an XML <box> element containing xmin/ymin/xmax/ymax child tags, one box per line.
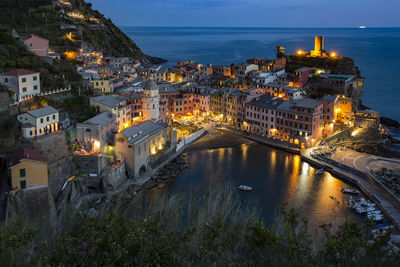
<box><xmin>17</xmin><ymin>106</ymin><xmax>59</xmax><ymax>138</ymax></box>
<box><xmin>143</xmin><ymin>79</ymin><xmax>160</xmax><ymax>121</ymax></box>
<box><xmin>0</xmin><ymin>69</ymin><xmax>40</xmax><ymax>102</ymax></box>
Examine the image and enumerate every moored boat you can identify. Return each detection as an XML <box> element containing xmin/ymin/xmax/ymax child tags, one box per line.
<box><xmin>238</xmin><ymin>185</ymin><xmax>252</xmax><ymax>191</ymax></box>
<box><xmin>341</xmin><ymin>188</ymin><xmax>359</xmax><ymax>194</ymax></box>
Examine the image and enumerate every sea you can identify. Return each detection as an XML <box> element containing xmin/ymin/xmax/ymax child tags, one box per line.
<box><xmin>121</xmin><ymin>27</ymin><xmax>400</xmax><ymax>123</ymax></box>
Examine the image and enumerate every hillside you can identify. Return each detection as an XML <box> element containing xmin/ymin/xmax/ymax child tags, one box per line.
<box><xmin>0</xmin><ymin>0</ymin><xmax>166</xmax><ymax>66</ymax></box>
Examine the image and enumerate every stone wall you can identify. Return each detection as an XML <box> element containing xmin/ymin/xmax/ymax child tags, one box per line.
<box><xmin>73</xmin><ymin>154</ymin><xmax>107</xmax><ymax>175</ymax></box>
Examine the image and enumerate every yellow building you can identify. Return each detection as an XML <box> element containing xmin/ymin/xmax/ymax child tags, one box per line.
<box><xmin>9</xmin><ymin>148</ymin><xmax>48</xmax><ymax>190</ymax></box>
<box><xmin>90</xmin><ymin>79</ymin><xmax>111</xmax><ymax>93</ymax></box>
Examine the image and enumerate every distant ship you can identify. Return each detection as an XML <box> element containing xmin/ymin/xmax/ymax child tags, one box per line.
<box><xmin>359</xmin><ymin>26</ymin><xmax>367</xmax><ymax>29</ymax></box>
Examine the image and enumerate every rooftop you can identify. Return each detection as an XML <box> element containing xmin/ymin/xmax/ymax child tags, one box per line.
<box><xmin>247</xmin><ymin>95</ymin><xmax>284</xmax><ymax>109</ymax></box>
<box><xmin>120</xmin><ymin>120</ymin><xmax>167</xmax><ymax>145</ymax></box>
<box><xmin>90</xmin><ymin>95</ymin><xmax>126</xmax><ymax>108</ymax></box>
<box><xmin>10</xmin><ymin>148</ymin><xmax>48</xmax><ymax>167</ymax></box>
<box><xmin>83</xmin><ymin>111</ymin><xmax>115</xmax><ymax>127</ymax></box>
<box><xmin>2</xmin><ymin>69</ymin><xmax>39</xmax><ymax>76</ymax></box>
<box><xmin>295</xmin><ymin>67</ymin><xmax>313</xmax><ymax>73</ymax></box>
<box><xmin>26</xmin><ymin>106</ymin><xmax>58</xmax><ymax>118</ymax></box>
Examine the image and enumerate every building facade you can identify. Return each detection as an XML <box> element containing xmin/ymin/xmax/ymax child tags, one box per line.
<box><xmin>0</xmin><ymin>69</ymin><xmax>40</xmax><ymax>101</ymax></box>
<box><xmin>17</xmin><ymin>106</ymin><xmax>59</xmax><ymax>138</ymax></box>
<box><xmin>9</xmin><ymin>148</ymin><xmax>48</xmax><ymax>190</ymax></box>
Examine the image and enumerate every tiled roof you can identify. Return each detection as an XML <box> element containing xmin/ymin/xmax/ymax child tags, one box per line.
<box><xmin>2</xmin><ymin>69</ymin><xmax>39</xmax><ymax>76</ymax></box>
<box><xmin>26</xmin><ymin>106</ymin><xmax>58</xmax><ymax>118</ymax></box>
<box><xmin>121</xmin><ymin>120</ymin><xmax>167</xmax><ymax>145</ymax></box>
<box><xmin>9</xmin><ymin>148</ymin><xmax>48</xmax><ymax>167</ymax></box>
<box><xmin>83</xmin><ymin>111</ymin><xmax>115</xmax><ymax>127</ymax></box>
<box><xmin>90</xmin><ymin>95</ymin><xmax>126</xmax><ymax>108</ymax></box>
<box><xmin>247</xmin><ymin>95</ymin><xmax>284</xmax><ymax>109</ymax></box>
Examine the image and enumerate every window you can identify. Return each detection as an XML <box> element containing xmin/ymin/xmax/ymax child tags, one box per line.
<box><xmin>53</xmin><ymin>115</ymin><xmax>55</xmax><ymax>120</ymax></box>
<box><xmin>33</xmin><ymin>76</ymin><xmax>37</xmax><ymax>81</ymax></box>
<box><xmin>20</xmin><ymin>180</ymin><xmax>26</xmax><ymax>189</ymax></box>
<box><xmin>46</xmin><ymin>116</ymin><xmax>49</xmax><ymax>122</ymax></box>
<box><xmin>20</xmin><ymin>168</ymin><xmax>26</xmax><ymax>178</ymax></box>
<box><xmin>40</xmin><ymin>118</ymin><xmax>44</xmax><ymax>123</ymax></box>
<box><xmin>4</xmin><ymin>78</ymin><xmax>8</xmax><ymax>83</ymax></box>
<box><xmin>22</xmin><ymin>87</ymin><xmax>27</xmax><ymax>92</ymax></box>
<box><xmin>22</xmin><ymin>78</ymin><xmax>27</xmax><ymax>83</ymax></box>
<box><xmin>34</xmin><ymin>85</ymin><xmax>38</xmax><ymax>90</ymax></box>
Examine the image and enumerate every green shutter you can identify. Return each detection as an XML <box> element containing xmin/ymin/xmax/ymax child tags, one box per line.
<box><xmin>20</xmin><ymin>168</ymin><xmax>26</xmax><ymax>177</ymax></box>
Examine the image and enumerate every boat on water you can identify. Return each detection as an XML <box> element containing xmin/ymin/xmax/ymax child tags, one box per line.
<box><xmin>360</xmin><ymin>198</ymin><xmax>376</xmax><ymax>207</ymax></box>
<box><xmin>341</xmin><ymin>188</ymin><xmax>359</xmax><ymax>195</ymax></box>
<box><xmin>359</xmin><ymin>25</ymin><xmax>367</xmax><ymax>29</ymax></box>
<box><xmin>356</xmin><ymin>206</ymin><xmax>375</xmax><ymax>214</ymax></box>
<box><xmin>367</xmin><ymin>214</ymin><xmax>384</xmax><ymax>222</ymax></box>
<box><xmin>238</xmin><ymin>185</ymin><xmax>252</xmax><ymax>191</ymax></box>
<box><xmin>372</xmin><ymin>225</ymin><xmax>393</xmax><ymax>236</ymax></box>
<box><xmin>316</xmin><ymin>169</ymin><xmax>324</xmax><ymax>175</ymax></box>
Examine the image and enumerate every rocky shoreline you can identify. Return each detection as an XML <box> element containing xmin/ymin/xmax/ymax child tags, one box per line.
<box><xmin>372</xmin><ymin>168</ymin><xmax>400</xmax><ymax>199</ymax></box>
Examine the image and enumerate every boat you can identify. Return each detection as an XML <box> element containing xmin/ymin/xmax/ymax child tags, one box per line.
<box><xmin>356</xmin><ymin>206</ymin><xmax>375</xmax><ymax>214</ymax></box>
<box><xmin>341</xmin><ymin>188</ymin><xmax>359</xmax><ymax>194</ymax></box>
<box><xmin>316</xmin><ymin>169</ymin><xmax>324</xmax><ymax>175</ymax></box>
<box><xmin>360</xmin><ymin>198</ymin><xmax>376</xmax><ymax>207</ymax></box>
<box><xmin>367</xmin><ymin>214</ymin><xmax>384</xmax><ymax>222</ymax></box>
<box><xmin>372</xmin><ymin>225</ymin><xmax>393</xmax><ymax>236</ymax></box>
<box><xmin>367</xmin><ymin>210</ymin><xmax>382</xmax><ymax>216</ymax></box>
<box><xmin>359</xmin><ymin>25</ymin><xmax>367</xmax><ymax>29</ymax></box>
<box><xmin>238</xmin><ymin>185</ymin><xmax>252</xmax><ymax>191</ymax></box>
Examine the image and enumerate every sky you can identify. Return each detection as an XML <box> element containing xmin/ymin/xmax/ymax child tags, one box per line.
<box><xmin>86</xmin><ymin>0</ymin><xmax>400</xmax><ymax>27</ymax></box>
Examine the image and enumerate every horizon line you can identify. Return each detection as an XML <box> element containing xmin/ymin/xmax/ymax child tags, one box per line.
<box><xmin>118</xmin><ymin>25</ymin><xmax>400</xmax><ymax>29</ymax></box>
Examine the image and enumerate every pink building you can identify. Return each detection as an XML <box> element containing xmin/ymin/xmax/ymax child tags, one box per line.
<box><xmin>275</xmin><ymin>98</ymin><xmax>325</xmax><ymax>147</ymax></box>
<box><xmin>292</xmin><ymin>67</ymin><xmax>314</xmax><ymax>88</ymax></box>
<box><xmin>245</xmin><ymin>95</ymin><xmax>284</xmax><ymax>135</ymax></box>
<box><xmin>22</xmin><ymin>35</ymin><xmax>49</xmax><ymax>57</ymax></box>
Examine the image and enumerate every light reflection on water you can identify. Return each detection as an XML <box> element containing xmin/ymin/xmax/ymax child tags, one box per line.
<box><xmin>154</xmin><ymin>137</ymin><xmax>364</xmax><ymax>227</ymax></box>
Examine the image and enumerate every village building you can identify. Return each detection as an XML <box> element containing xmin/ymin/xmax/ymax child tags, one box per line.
<box><xmin>115</xmin><ymin>120</ymin><xmax>170</xmax><ymax>177</ymax></box>
<box><xmin>90</xmin><ymin>95</ymin><xmax>130</xmax><ymax>131</ymax></box>
<box><xmin>22</xmin><ymin>34</ymin><xmax>49</xmax><ymax>57</ymax></box>
<box><xmin>76</xmin><ymin>111</ymin><xmax>117</xmax><ymax>153</ymax></box>
<box><xmin>17</xmin><ymin>106</ymin><xmax>59</xmax><ymax>138</ymax></box>
<box><xmin>9</xmin><ymin>148</ymin><xmax>48</xmax><ymax>190</ymax></box>
<box><xmin>245</xmin><ymin>95</ymin><xmax>284</xmax><ymax>135</ymax></box>
<box><xmin>0</xmin><ymin>69</ymin><xmax>41</xmax><ymax>102</ymax></box>
<box><xmin>275</xmin><ymin>98</ymin><xmax>326</xmax><ymax>147</ymax></box>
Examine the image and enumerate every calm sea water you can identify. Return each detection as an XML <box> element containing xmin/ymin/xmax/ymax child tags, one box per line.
<box><xmin>122</xmin><ymin>27</ymin><xmax>400</xmax><ymax>122</ymax></box>
<box><xmin>152</xmin><ymin>132</ymin><xmax>380</xmax><ymax>227</ymax></box>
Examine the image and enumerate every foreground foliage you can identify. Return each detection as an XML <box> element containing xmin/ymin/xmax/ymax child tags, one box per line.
<box><xmin>1</xmin><ymin>187</ymin><xmax>399</xmax><ymax>266</ymax></box>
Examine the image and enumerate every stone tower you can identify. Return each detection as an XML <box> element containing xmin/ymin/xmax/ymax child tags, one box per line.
<box><xmin>311</xmin><ymin>36</ymin><xmax>324</xmax><ymax>57</ymax></box>
<box><xmin>143</xmin><ymin>79</ymin><xmax>160</xmax><ymax>121</ymax></box>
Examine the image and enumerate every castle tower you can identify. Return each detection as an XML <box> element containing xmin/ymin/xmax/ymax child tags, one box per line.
<box><xmin>143</xmin><ymin>79</ymin><xmax>160</xmax><ymax>121</ymax></box>
<box><xmin>311</xmin><ymin>36</ymin><xmax>324</xmax><ymax>57</ymax></box>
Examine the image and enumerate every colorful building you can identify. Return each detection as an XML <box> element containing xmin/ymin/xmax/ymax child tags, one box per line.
<box><xmin>22</xmin><ymin>35</ymin><xmax>49</xmax><ymax>57</ymax></box>
<box><xmin>9</xmin><ymin>148</ymin><xmax>48</xmax><ymax>190</ymax></box>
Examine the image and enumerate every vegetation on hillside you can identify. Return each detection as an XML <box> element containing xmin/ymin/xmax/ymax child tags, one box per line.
<box><xmin>0</xmin><ymin>29</ymin><xmax>81</xmax><ymax>91</ymax></box>
<box><xmin>0</xmin><ymin>0</ymin><xmax>165</xmax><ymax>65</ymax></box>
<box><xmin>1</xmin><ymin>186</ymin><xmax>399</xmax><ymax>266</ymax></box>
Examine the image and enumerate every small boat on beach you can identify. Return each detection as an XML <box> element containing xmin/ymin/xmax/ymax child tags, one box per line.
<box><xmin>316</xmin><ymin>169</ymin><xmax>324</xmax><ymax>175</ymax></box>
<box><xmin>341</xmin><ymin>188</ymin><xmax>359</xmax><ymax>195</ymax></box>
<box><xmin>238</xmin><ymin>185</ymin><xmax>252</xmax><ymax>191</ymax></box>
<box><xmin>360</xmin><ymin>198</ymin><xmax>376</xmax><ymax>208</ymax></box>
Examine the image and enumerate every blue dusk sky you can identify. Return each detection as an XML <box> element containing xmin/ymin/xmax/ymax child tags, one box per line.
<box><xmin>86</xmin><ymin>0</ymin><xmax>400</xmax><ymax>27</ymax></box>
